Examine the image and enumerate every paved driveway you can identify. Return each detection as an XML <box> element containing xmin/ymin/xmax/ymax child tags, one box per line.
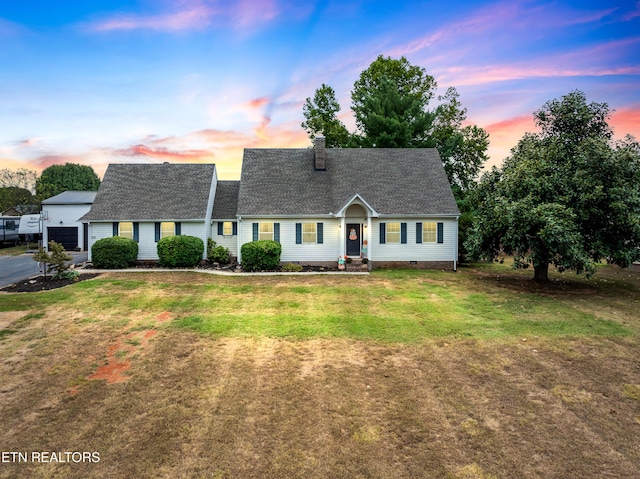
<box><xmin>0</xmin><ymin>252</ymin><xmax>88</xmax><ymax>289</ymax></box>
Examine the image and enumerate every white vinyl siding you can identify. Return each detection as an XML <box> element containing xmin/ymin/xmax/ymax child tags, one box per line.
<box><xmin>373</xmin><ymin>219</ymin><xmax>457</xmax><ymax>262</ymax></box>
<box><xmin>212</xmin><ymin>222</ymin><xmax>238</xmax><ymax>256</ymax></box>
<box><xmin>240</xmin><ymin>219</ymin><xmax>338</xmax><ymax>263</ymax></box>
<box><xmin>88</xmin><ymin>221</ymin><xmax>206</xmax><ymax>261</ymax></box>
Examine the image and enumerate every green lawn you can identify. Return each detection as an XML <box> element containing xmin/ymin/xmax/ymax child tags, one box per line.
<box><xmin>2</xmin><ymin>262</ymin><xmax>636</xmax><ymax>342</ymax></box>
<box><xmin>1</xmin><ymin>262</ymin><xmax>639</xmax><ymax>479</ymax></box>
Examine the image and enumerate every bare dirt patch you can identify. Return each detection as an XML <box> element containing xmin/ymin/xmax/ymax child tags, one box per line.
<box><xmin>1</xmin><ymin>330</ymin><xmax>639</xmax><ymax>478</ymax></box>
<box><xmin>87</xmin><ymin>329</ymin><xmax>158</xmax><ymax>384</ymax></box>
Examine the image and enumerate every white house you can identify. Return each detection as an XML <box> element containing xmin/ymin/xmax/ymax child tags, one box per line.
<box><xmin>41</xmin><ymin>191</ymin><xmax>96</xmax><ymax>251</ymax></box>
<box><xmin>82</xmin><ymin>139</ymin><xmax>460</xmax><ymax>270</ymax></box>
<box><xmin>235</xmin><ymin>138</ymin><xmax>460</xmax><ymax>270</ymax></box>
<box><xmin>82</xmin><ymin>163</ymin><xmax>218</xmax><ymax>261</ymax></box>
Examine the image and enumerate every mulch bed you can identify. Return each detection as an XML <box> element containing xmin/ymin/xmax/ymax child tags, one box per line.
<box><xmin>1</xmin><ymin>273</ymin><xmax>102</xmax><ymax>293</ymax></box>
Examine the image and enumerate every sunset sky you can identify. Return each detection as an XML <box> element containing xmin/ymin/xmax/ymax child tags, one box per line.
<box><xmin>1</xmin><ymin>0</ymin><xmax>639</xmax><ymax>180</ymax></box>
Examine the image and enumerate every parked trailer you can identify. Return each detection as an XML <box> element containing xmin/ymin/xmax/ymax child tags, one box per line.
<box><xmin>0</xmin><ymin>216</ymin><xmax>21</xmax><ymax>246</ymax></box>
<box><xmin>18</xmin><ymin>214</ymin><xmax>42</xmax><ymax>243</ymax></box>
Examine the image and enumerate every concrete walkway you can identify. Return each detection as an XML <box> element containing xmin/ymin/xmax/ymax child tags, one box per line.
<box><xmin>77</xmin><ymin>267</ymin><xmax>369</xmax><ymax>277</ymax></box>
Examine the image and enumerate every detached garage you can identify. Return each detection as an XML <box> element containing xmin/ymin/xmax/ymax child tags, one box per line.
<box><xmin>41</xmin><ymin>191</ymin><xmax>96</xmax><ymax>251</ymax></box>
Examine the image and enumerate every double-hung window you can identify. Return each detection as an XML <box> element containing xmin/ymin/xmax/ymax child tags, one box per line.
<box><xmin>259</xmin><ymin>222</ymin><xmax>274</xmax><ymax>241</ymax></box>
<box><xmin>119</xmin><ymin>222</ymin><xmax>134</xmax><ymax>240</ymax></box>
<box><xmin>422</xmin><ymin>222</ymin><xmax>437</xmax><ymax>243</ymax></box>
<box><xmin>386</xmin><ymin>222</ymin><xmax>401</xmax><ymax>244</ymax></box>
<box><xmin>302</xmin><ymin>222</ymin><xmax>317</xmax><ymax>244</ymax></box>
<box><xmin>160</xmin><ymin>222</ymin><xmax>175</xmax><ymax>239</ymax></box>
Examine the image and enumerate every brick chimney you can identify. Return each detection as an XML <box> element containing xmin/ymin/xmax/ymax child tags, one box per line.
<box><xmin>313</xmin><ymin>136</ymin><xmax>326</xmax><ymax>171</ymax></box>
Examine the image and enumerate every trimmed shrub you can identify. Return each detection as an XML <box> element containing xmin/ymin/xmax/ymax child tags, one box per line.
<box><xmin>157</xmin><ymin>235</ymin><xmax>204</xmax><ymax>267</ymax></box>
<box><xmin>91</xmin><ymin>236</ymin><xmax>138</xmax><ymax>269</ymax></box>
<box><xmin>241</xmin><ymin>240</ymin><xmax>282</xmax><ymax>271</ymax></box>
<box><xmin>282</xmin><ymin>263</ymin><xmax>303</xmax><ymax>272</ymax></box>
<box><xmin>209</xmin><ymin>245</ymin><xmax>231</xmax><ymax>265</ymax></box>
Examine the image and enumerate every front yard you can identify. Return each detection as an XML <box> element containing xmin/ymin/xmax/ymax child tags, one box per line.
<box><xmin>0</xmin><ymin>263</ymin><xmax>639</xmax><ymax>478</ymax></box>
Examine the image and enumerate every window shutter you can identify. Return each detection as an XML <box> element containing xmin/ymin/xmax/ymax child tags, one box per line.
<box><xmin>437</xmin><ymin>222</ymin><xmax>444</xmax><ymax>244</ymax></box>
<box><xmin>133</xmin><ymin>223</ymin><xmax>139</xmax><ymax>243</ymax></box>
<box><xmin>379</xmin><ymin>223</ymin><xmax>386</xmax><ymax>244</ymax></box>
<box><xmin>232</xmin><ymin>222</ymin><xmax>237</xmax><ymax>235</ymax></box>
<box><xmin>295</xmin><ymin>223</ymin><xmax>302</xmax><ymax>244</ymax></box>
<box><xmin>252</xmin><ymin>223</ymin><xmax>258</xmax><ymax>241</ymax></box>
<box><xmin>401</xmin><ymin>222</ymin><xmax>407</xmax><ymax>244</ymax></box>
<box><xmin>416</xmin><ymin>222</ymin><xmax>422</xmax><ymax>244</ymax></box>
<box><xmin>112</xmin><ymin>222</ymin><xmax>119</xmax><ymax>237</ymax></box>
<box><xmin>175</xmin><ymin>222</ymin><xmax>181</xmax><ymax>235</ymax></box>
<box><xmin>217</xmin><ymin>222</ymin><xmax>223</xmax><ymax>236</ymax></box>
<box><xmin>155</xmin><ymin>222</ymin><xmax>161</xmax><ymax>242</ymax></box>
<box><xmin>317</xmin><ymin>222</ymin><xmax>323</xmax><ymax>244</ymax></box>
<box><xmin>274</xmin><ymin>223</ymin><xmax>280</xmax><ymax>243</ymax></box>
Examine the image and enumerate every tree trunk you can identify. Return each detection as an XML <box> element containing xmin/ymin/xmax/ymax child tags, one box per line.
<box><xmin>533</xmin><ymin>262</ymin><xmax>549</xmax><ymax>282</ymax></box>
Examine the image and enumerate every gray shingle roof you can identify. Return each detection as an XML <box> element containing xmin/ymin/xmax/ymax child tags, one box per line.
<box><xmin>83</xmin><ymin>163</ymin><xmax>216</xmax><ymax>221</ymax></box>
<box><xmin>42</xmin><ymin>191</ymin><xmax>97</xmax><ymax>205</ymax></box>
<box><xmin>237</xmin><ymin>148</ymin><xmax>459</xmax><ymax>216</ymax></box>
<box><xmin>212</xmin><ymin>180</ymin><xmax>240</xmax><ymax>219</ymax></box>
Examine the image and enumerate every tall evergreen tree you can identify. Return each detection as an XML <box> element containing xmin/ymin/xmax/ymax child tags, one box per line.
<box><xmin>301</xmin><ymin>55</ymin><xmax>488</xmax><ymax>196</ymax></box>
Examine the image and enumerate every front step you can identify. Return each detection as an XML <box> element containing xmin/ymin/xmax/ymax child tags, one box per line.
<box><xmin>345</xmin><ymin>258</ymin><xmax>369</xmax><ymax>272</ymax></box>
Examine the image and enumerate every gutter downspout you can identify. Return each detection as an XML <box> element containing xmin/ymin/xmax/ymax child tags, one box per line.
<box><xmin>454</xmin><ymin>216</ymin><xmax>459</xmax><ymax>272</ymax></box>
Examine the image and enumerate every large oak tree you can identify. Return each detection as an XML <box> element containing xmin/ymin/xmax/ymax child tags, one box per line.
<box><xmin>466</xmin><ymin>91</ymin><xmax>640</xmax><ymax>281</ymax></box>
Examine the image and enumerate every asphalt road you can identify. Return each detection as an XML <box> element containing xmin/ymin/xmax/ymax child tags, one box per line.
<box><xmin>0</xmin><ymin>252</ymin><xmax>88</xmax><ymax>289</ymax></box>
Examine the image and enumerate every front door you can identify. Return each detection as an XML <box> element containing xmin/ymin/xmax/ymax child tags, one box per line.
<box><xmin>346</xmin><ymin>223</ymin><xmax>361</xmax><ymax>257</ymax></box>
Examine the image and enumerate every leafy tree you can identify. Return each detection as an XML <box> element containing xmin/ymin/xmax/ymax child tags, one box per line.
<box><xmin>301</xmin><ymin>55</ymin><xmax>488</xmax><ymax>195</ymax></box>
<box><xmin>0</xmin><ymin>187</ymin><xmax>35</xmax><ymax>213</ymax></box>
<box><xmin>33</xmin><ymin>241</ymin><xmax>73</xmax><ymax>280</ymax></box>
<box><xmin>0</xmin><ymin>168</ymin><xmax>38</xmax><ymax>212</ymax></box>
<box><xmin>35</xmin><ymin>163</ymin><xmax>100</xmax><ymax>201</ymax></box>
<box><xmin>466</xmin><ymin>91</ymin><xmax>640</xmax><ymax>281</ymax></box>
<box><xmin>301</xmin><ymin>84</ymin><xmax>351</xmax><ymax>147</ymax></box>
<box><xmin>432</xmin><ymin>88</ymin><xmax>489</xmax><ymax>194</ymax></box>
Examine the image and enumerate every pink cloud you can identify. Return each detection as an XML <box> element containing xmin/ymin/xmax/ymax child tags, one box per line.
<box><xmin>246</xmin><ymin>96</ymin><xmax>271</xmax><ymax>109</ymax></box>
<box><xmin>86</xmin><ymin>0</ymin><xmax>285</xmax><ymax>33</ymax></box>
<box><xmin>116</xmin><ymin>144</ymin><xmax>215</xmax><ymax>161</ymax></box>
<box><xmin>611</xmin><ymin>106</ymin><xmax>640</xmax><ymax>139</ymax></box>
<box><xmin>89</xmin><ymin>3</ymin><xmax>215</xmax><ymax>32</ymax></box>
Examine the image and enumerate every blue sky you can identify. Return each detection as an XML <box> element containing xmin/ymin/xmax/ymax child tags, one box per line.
<box><xmin>1</xmin><ymin>0</ymin><xmax>639</xmax><ymax>180</ymax></box>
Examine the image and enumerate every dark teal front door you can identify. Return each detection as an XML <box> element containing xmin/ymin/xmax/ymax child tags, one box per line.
<box><xmin>346</xmin><ymin>224</ymin><xmax>360</xmax><ymax>256</ymax></box>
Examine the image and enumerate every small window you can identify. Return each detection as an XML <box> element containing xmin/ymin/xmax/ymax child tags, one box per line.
<box><xmin>259</xmin><ymin>222</ymin><xmax>273</xmax><ymax>241</ymax></box>
<box><xmin>423</xmin><ymin>222</ymin><xmax>437</xmax><ymax>243</ymax></box>
<box><xmin>223</xmin><ymin>221</ymin><xmax>233</xmax><ymax>236</ymax></box>
<box><xmin>161</xmin><ymin>222</ymin><xmax>175</xmax><ymax>239</ymax></box>
<box><xmin>386</xmin><ymin>222</ymin><xmax>401</xmax><ymax>243</ymax></box>
<box><xmin>302</xmin><ymin>222</ymin><xmax>316</xmax><ymax>244</ymax></box>
<box><xmin>119</xmin><ymin>222</ymin><xmax>134</xmax><ymax>240</ymax></box>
